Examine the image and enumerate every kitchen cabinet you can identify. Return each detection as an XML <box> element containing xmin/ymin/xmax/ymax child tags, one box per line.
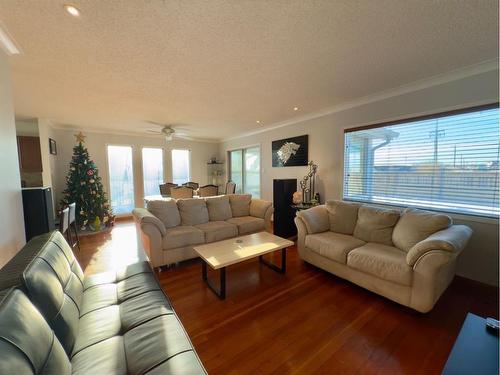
<box><xmin>17</xmin><ymin>136</ymin><xmax>42</xmax><ymax>172</ymax></box>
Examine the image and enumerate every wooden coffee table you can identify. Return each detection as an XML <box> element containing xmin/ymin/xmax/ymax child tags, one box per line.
<box><xmin>193</xmin><ymin>231</ymin><xmax>294</xmax><ymax>299</ymax></box>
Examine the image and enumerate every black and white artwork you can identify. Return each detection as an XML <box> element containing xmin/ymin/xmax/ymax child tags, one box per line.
<box><xmin>272</xmin><ymin>135</ymin><xmax>308</xmax><ymax>167</ymax></box>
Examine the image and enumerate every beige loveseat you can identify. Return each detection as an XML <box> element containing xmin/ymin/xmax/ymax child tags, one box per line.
<box><xmin>133</xmin><ymin>195</ymin><xmax>273</xmax><ymax>268</ymax></box>
<box><xmin>294</xmin><ymin>200</ymin><xmax>472</xmax><ymax>312</ymax></box>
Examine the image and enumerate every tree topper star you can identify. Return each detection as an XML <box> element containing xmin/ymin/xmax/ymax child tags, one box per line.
<box><xmin>75</xmin><ymin>131</ymin><xmax>86</xmax><ymax>143</ymax></box>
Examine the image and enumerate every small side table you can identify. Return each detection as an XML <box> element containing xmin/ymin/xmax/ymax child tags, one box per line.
<box><xmin>442</xmin><ymin>313</ymin><xmax>499</xmax><ymax>375</ymax></box>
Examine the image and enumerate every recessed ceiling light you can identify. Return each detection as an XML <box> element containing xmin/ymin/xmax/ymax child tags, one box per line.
<box><xmin>256</xmin><ymin>120</ymin><xmax>261</xmax><ymax>124</ymax></box>
<box><xmin>64</xmin><ymin>4</ymin><xmax>81</xmax><ymax>17</ymax></box>
<box><xmin>293</xmin><ymin>107</ymin><xmax>299</xmax><ymax>111</ymax></box>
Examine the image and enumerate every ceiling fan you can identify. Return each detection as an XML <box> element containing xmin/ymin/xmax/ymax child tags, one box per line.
<box><xmin>145</xmin><ymin>121</ymin><xmax>195</xmax><ymax>141</ymax></box>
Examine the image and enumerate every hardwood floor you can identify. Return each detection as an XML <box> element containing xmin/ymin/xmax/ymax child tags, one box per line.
<box><xmin>77</xmin><ymin>220</ymin><xmax>498</xmax><ymax>375</ymax></box>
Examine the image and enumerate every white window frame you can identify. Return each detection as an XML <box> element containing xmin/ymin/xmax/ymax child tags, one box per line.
<box><xmin>342</xmin><ymin>103</ymin><xmax>500</xmax><ymax>219</ymax></box>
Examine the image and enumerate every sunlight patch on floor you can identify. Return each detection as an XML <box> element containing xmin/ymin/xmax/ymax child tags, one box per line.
<box><xmin>81</xmin><ymin>221</ymin><xmax>142</xmax><ymax>275</ymax></box>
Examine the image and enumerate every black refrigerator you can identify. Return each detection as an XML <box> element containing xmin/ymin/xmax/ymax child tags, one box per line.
<box><xmin>273</xmin><ymin>179</ymin><xmax>297</xmax><ymax>238</ymax></box>
<box><xmin>22</xmin><ymin>187</ymin><xmax>56</xmax><ymax>241</ymax></box>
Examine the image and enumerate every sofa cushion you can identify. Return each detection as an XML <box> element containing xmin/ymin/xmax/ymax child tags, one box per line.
<box><xmin>21</xmin><ymin>231</ymin><xmax>84</xmax><ymax>354</ymax></box>
<box><xmin>250</xmin><ymin>199</ymin><xmax>272</xmax><ymax>219</ymax></box>
<box><xmin>392</xmin><ymin>208</ymin><xmax>452</xmax><ymax>252</ymax></box>
<box><xmin>72</xmin><ymin>313</ymin><xmax>206</xmax><ymax>375</ymax></box>
<box><xmin>195</xmin><ymin>221</ymin><xmax>238</xmax><ymax>243</ymax></box>
<box><xmin>83</xmin><ymin>261</ymin><xmax>152</xmax><ymax>289</ymax></box>
<box><xmin>305</xmin><ymin>232</ymin><xmax>365</xmax><ymax>264</ymax></box>
<box><xmin>162</xmin><ymin>225</ymin><xmax>205</xmax><ymax>250</ymax></box>
<box><xmin>81</xmin><ymin>272</ymin><xmax>160</xmax><ymax>315</ymax></box>
<box><xmin>297</xmin><ymin>205</ymin><xmax>329</xmax><ymax>234</ymax></box>
<box><xmin>347</xmin><ymin>243</ymin><xmax>412</xmax><ymax>286</ymax></box>
<box><xmin>353</xmin><ymin>205</ymin><xmax>400</xmax><ymax>246</ymax></box>
<box><xmin>146</xmin><ymin>200</ymin><xmax>181</xmax><ymax>228</ymax></box>
<box><xmin>73</xmin><ymin>290</ymin><xmax>174</xmax><ymax>357</ymax></box>
<box><xmin>229</xmin><ymin>194</ymin><xmax>252</xmax><ymax>217</ymax></box>
<box><xmin>177</xmin><ymin>198</ymin><xmax>209</xmax><ymax>226</ymax></box>
<box><xmin>71</xmin><ymin>336</ymin><xmax>126</xmax><ymax>375</ymax></box>
<box><xmin>0</xmin><ymin>288</ymin><xmax>72</xmax><ymax>375</ymax></box>
<box><xmin>123</xmin><ymin>314</ymin><xmax>205</xmax><ymax>375</ymax></box>
<box><xmin>226</xmin><ymin>216</ymin><xmax>265</xmax><ymax>235</ymax></box>
<box><xmin>325</xmin><ymin>200</ymin><xmax>361</xmax><ymax>235</ymax></box>
<box><xmin>205</xmin><ymin>195</ymin><xmax>232</xmax><ymax>221</ymax></box>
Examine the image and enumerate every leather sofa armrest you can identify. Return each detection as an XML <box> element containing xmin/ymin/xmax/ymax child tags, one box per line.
<box><xmin>406</xmin><ymin>225</ymin><xmax>472</xmax><ymax>266</ymax></box>
<box><xmin>132</xmin><ymin>208</ymin><xmax>166</xmax><ymax>236</ymax></box>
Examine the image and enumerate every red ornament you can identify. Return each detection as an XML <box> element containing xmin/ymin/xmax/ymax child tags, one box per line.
<box><xmin>87</xmin><ymin>169</ymin><xmax>94</xmax><ymax>176</ymax></box>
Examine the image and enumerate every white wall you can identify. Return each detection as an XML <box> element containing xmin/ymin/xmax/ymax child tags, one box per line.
<box><xmin>38</xmin><ymin>118</ymin><xmax>57</xmax><ymax>188</ymax></box>
<box><xmin>51</xmin><ymin>129</ymin><xmax>219</xmax><ymax>211</ymax></box>
<box><xmin>220</xmin><ymin>69</ymin><xmax>499</xmax><ymax>286</ymax></box>
<box><xmin>0</xmin><ymin>49</ymin><xmax>26</xmax><ymax>268</ymax></box>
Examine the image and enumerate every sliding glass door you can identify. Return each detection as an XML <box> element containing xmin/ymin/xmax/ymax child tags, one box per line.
<box><xmin>229</xmin><ymin>149</ymin><xmax>243</xmax><ymax>194</ymax></box>
<box><xmin>142</xmin><ymin>147</ymin><xmax>164</xmax><ymax>197</ymax></box>
<box><xmin>229</xmin><ymin>146</ymin><xmax>260</xmax><ymax>198</ymax></box>
<box><xmin>107</xmin><ymin>145</ymin><xmax>135</xmax><ymax>214</ymax></box>
<box><xmin>171</xmin><ymin>149</ymin><xmax>191</xmax><ymax>185</ymax></box>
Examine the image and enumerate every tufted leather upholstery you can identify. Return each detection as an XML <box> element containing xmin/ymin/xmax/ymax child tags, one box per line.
<box><xmin>22</xmin><ymin>231</ymin><xmax>85</xmax><ymax>353</ymax></box>
<box><xmin>0</xmin><ymin>231</ymin><xmax>206</xmax><ymax>374</ymax></box>
<box><xmin>0</xmin><ymin>288</ymin><xmax>72</xmax><ymax>374</ymax></box>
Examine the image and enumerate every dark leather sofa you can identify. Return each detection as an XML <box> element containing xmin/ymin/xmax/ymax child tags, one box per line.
<box><xmin>0</xmin><ymin>231</ymin><xmax>206</xmax><ymax>374</ymax></box>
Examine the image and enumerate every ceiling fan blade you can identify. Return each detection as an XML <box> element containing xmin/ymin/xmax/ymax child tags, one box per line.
<box><xmin>145</xmin><ymin>120</ymin><xmax>165</xmax><ymax>127</ymax></box>
<box><xmin>175</xmin><ymin>127</ymin><xmax>196</xmax><ymax>132</ymax></box>
<box><xmin>176</xmin><ymin>134</ymin><xmax>196</xmax><ymax>141</ymax></box>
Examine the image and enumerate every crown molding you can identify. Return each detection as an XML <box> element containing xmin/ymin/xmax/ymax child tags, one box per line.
<box><xmin>50</xmin><ymin>124</ymin><xmax>219</xmax><ymax>144</ymax></box>
<box><xmin>221</xmin><ymin>59</ymin><xmax>499</xmax><ymax>142</ymax></box>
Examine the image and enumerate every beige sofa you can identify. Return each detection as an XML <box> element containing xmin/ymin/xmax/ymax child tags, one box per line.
<box><xmin>294</xmin><ymin>200</ymin><xmax>472</xmax><ymax>312</ymax></box>
<box><xmin>133</xmin><ymin>195</ymin><xmax>273</xmax><ymax>268</ymax></box>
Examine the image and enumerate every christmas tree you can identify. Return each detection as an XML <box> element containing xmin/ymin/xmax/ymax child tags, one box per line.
<box><xmin>60</xmin><ymin>132</ymin><xmax>112</xmax><ymax>230</ymax></box>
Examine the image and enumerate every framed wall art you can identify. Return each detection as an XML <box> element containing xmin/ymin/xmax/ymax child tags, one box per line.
<box><xmin>272</xmin><ymin>135</ymin><xmax>308</xmax><ymax>167</ymax></box>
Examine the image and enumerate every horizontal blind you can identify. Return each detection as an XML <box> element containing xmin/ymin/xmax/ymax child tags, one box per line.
<box><xmin>344</xmin><ymin>105</ymin><xmax>499</xmax><ymax>217</ymax></box>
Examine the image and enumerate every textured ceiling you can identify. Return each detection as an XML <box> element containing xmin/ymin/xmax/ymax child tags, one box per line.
<box><xmin>1</xmin><ymin>0</ymin><xmax>498</xmax><ymax>140</ymax></box>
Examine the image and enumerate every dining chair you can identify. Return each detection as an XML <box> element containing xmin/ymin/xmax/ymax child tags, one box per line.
<box><xmin>183</xmin><ymin>181</ymin><xmax>199</xmax><ymax>190</ymax></box>
<box><xmin>198</xmin><ymin>184</ymin><xmax>219</xmax><ymax>197</ymax></box>
<box><xmin>159</xmin><ymin>182</ymin><xmax>178</xmax><ymax>196</ymax></box>
<box><xmin>171</xmin><ymin>186</ymin><xmax>194</xmax><ymax>199</ymax></box>
<box><xmin>59</xmin><ymin>207</ymin><xmax>70</xmax><ymax>243</ymax></box>
<box><xmin>225</xmin><ymin>181</ymin><xmax>236</xmax><ymax>194</ymax></box>
<box><xmin>68</xmin><ymin>202</ymin><xmax>80</xmax><ymax>251</ymax></box>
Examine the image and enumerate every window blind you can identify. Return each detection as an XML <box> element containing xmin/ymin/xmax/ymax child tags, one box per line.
<box><xmin>343</xmin><ymin>105</ymin><xmax>499</xmax><ymax>217</ymax></box>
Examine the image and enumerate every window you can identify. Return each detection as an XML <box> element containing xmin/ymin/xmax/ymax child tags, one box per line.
<box><xmin>171</xmin><ymin>149</ymin><xmax>190</xmax><ymax>185</ymax></box>
<box><xmin>229</xmin><ymin>146</ymin><xmax>260</xmax><ymax>198</ymax></box>
<box><xmin>229</xmin><ymin>150</ymin><xmax>243</xmax><ymax>194</ymax></box>
<box><xmin>142</xmin><ymin>147</ymin><xmax>163</xmax><ymax>197</ymax></box>
<box><xmin>107</xmin><ymin>145</ymin><xmax>135</xmax><ymax>214</ymax></box>
<box><xmin>344</xmin><ymin>105</ymin><xmax>499</xmax><ymax>217</ymax></box>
